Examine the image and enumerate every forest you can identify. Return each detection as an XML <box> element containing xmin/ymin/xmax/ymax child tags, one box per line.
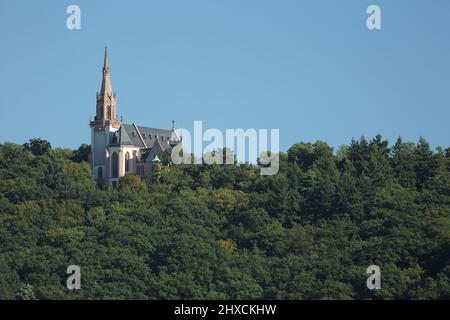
<box><xmin>0</xmin><ymin>135</ymin><xmax>449</xmax><ymax>300</ymax></box>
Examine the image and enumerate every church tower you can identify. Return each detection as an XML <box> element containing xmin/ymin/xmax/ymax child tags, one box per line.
<box><xmin>90</xmin><ymin>47</ymin><xmax>121</xmax><ymax>186</ymax></box>
<box><xmin>92</xmin><ymin>46</ymin><xmax>120</xmax><ymax>130</ymax></box>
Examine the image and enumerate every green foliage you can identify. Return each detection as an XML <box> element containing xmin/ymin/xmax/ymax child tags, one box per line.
<box><xmin>0</xmin><ymin>135</ymin><xmax>449</xmax><ymax>300</ymax></box>
<box><xmin>119</xmin><ymin>174</ymin><xmax>147</xmax><ymax>193</ymax></box>
<box><xmin>16</xmin><ymin>284</ymin><xmax>36</xmax><ymax>300</ymax></box>
<box><xmin>23</xmin><ymin>138</ymin><xmax>52</xmax><ymax>156</ymax></box>
<box><xmin>71</xmin><ymin>144</ymin><xmax>91</xmax><ymax>163</ymax></box>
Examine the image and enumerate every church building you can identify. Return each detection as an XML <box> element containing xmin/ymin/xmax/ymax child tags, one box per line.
<box><xmin>90</xmin><ymin>48</ymin><xmax>181</xmax><ymax>187</ymax></box>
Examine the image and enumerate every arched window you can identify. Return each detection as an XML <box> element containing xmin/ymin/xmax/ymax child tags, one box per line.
<box><xmin>107</xmin><ymin>106</ymin><xmax>112</xmax><ymax>119</ymax></box>
<box><xmin>112</xmin><ymin>152</ymin><xmax>119</xmax><ymax>178</ymax></box>
<box><xmin>97</xmin><ymin>167</ymin><xmax>103</xmax><ymax>179</ymax></box>
<box><xmin>125</xmin><ymin>152</ymin><xmax>130</xmax><ymax>173</ymax></box>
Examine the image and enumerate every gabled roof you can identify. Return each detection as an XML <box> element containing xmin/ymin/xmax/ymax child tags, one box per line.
<box><xmin>117</xmin><ymin>124</ymin><xmax>133</xmax><ymax>145</ymax></box>
<box><xmin>111</xmin><ymin>123</ymin><xmax>178</xmax><ymax>149</ymax></box>
<box><xmin>170</xmin><ymin>129</ymin><xmax>180</xmax><ymax>143</ymax></box>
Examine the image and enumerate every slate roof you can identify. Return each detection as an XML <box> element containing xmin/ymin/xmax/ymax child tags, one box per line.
<box><xmin>111</xmin><ymin>123</ymin><xmax>177</xmax><ymax>149</ymax></box>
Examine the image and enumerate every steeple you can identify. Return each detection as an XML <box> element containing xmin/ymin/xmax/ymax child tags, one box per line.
<box><xmin>91</xmin><ymin>46</ymin><xmax>120</xmax><ymax>130</ymax></box>
<box><xmin>169</xmin><ymin>120</ymin><xmax>181</xmax><ymax>145</ymax></box>
<box><xmin>100</xmin><ymin>46</ymin><xmax>113</xmax><ymax>97</ymax></box>
<box><xmin>104</xmin><ymin>46</ymin><xmax>109</xmax><ymax>69</ymax></box>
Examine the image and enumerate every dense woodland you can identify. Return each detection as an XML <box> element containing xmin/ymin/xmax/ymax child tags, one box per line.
<box><xmin>0</xmin><ymin>135</ymin><xmax>449</xmax><ymax>300</ymax></box>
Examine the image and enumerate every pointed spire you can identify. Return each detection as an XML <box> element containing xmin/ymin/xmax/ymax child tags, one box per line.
<box><xmin>103</xmin><ymin>46</ymin><xmax>109</xmax><ymax>70</ymax></box>
<box><xmin>100</xmin><ymin>46</ymin><xmax>113</xmax><ymax>98</ymax></box>
<box><xmin>170</xmin><ymin>120</ymin><xmax>181</xmax><ymax>144</ymax></box>
<box><xmin>93</xmin><ymin>47</ymin><xmax>120</xmax><ymax>129</ymax></box>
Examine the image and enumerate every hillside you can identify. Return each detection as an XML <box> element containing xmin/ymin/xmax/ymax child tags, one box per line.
<box><xmin>0</xmin><ymin>136</ymin><xmax>449</xmax><ymax>299</ymax></box>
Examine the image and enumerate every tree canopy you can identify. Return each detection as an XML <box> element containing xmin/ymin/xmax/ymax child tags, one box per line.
<box><xmin>0</xmin><ymin>136</ymin><xmax>449</xmax><ymax>300</ymax></box>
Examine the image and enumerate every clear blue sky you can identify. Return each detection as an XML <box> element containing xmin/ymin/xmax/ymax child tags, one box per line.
<box><xmin>0</xmin><ymin>0</ymin><xmax>449</xmax><ymax>151</ymax></box>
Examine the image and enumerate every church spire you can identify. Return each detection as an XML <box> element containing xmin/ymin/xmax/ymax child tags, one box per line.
<box><xmin>104</xmin><ymin>46</ymin><xmax>109</xmax><ymax>69</ymax></box>
<box><xmin>100</xmin><ymin>46</ymin><xmax>113</xmax><ymax>98</ymax></box>
<box><xmin>91</xmin><ymin>47</ymin><xmax>121</xmax><ymax>130</ymax></box>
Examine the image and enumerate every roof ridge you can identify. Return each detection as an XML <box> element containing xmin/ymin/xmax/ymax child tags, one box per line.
<box><xmin>153</xmin><ymin>135</ymin><xmax>166</xmax><ymax>151</ymax></box>
<box><xmin>122</xmin><ymin>122</ymin><xmax>171</xmax><ymax>132</ymax></box>
<box><xmin>133</xmin><ymin>123</ymin><xmax>147</xmax><ymax>148</ymax></box>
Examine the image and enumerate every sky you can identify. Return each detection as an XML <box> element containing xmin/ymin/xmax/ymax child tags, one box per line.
<box><xmin>0</xmin><ymin>0</ymin><xmax>449</xmax><ymax>152</ymax></box>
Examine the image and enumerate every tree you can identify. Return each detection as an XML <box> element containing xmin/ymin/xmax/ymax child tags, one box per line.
<box><xmin>287</xmin><ymin>143</ymin><xmax>315</xmax><ymax>171</ymax></box>
<box><xmin>23</xmin><ymin>138</ymin><xmax>51</xmax><ymax>156</ymax></box>
<box><xmin>119</xmin><ymin>174</ymin><xmax>147</xmax><ymax>193</ymax></box>
<box><xmin>72</xmin><ymin>144</ymin><xmax>91</xmax><ymax>163</ymax></box>
<box><xmin>414</xmin><ymin>137</ymin><xmax>438</xmax><ymax>191</ymax></box>
<box><xmin>391</xmin><ymin>137</ymin><xmax>417</xmax><ymax>189</ymax></box>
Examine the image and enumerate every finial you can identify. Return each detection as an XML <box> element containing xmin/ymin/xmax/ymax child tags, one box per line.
<box><xmin>172</xmin><ymin>120</ymin><xmax>175</xmax><ymax>131</ymax></box>
<box><xmin>103</xmin><ymin>45</ymin><xmax>109</xmax><ymax>69</ymax></box>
